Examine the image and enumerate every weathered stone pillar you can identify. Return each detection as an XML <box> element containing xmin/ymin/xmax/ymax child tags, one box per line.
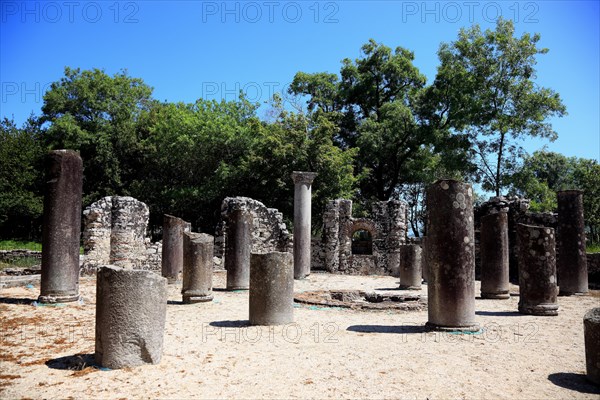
<box><xmin>249</xmin><ymin>252</ymin><xmax>294</xmax><ymax>325</ymax></box>
<box><xmin>322</xmin><ymin>200</ymin><xmax>340</xmax><ymax>273</ymax></box>
<box><xmin>425</xmin><ymin>180</ymin><xmax>478</xmax><ymax>332</ymax></box>
<box><xmin>291</xmin><ymin>171</ymin><xmax>317</xmax><ymax>279</ymax></box>
<box><xmin>421</xmin><ymin>236</ymin><xmax>428</xmax><ymax>283</ymax></box>
<box><xmin>161</xmin><ymin>214</ymin><xmax>190</xmax><ymax>284</ymax></box>
<box><xmin>95</xmin><ymin>266</ymin><xmax>167</xmax><ymax>369</ymax></box>
<box><xmin>399</xmin><ymin>244</ymin><xmax>422</xmax><ymax>290</ymax></box>
<box><xmin>39</xmin><ymin>150</ymin><xmax>83</xmax><ymax>304</ymax></box>
<box><xmin>225</xmin><ymin>209</ymin><xmax>252</xmax><ymax>290</ymax></box>
<box><xmin>557</xmin><ymin>190</ymin><xmax>588</xmax><ymax>295</ymax></box>
<box><xmin>517</xmin><ymin>224</ymin><xmax>558</xmax><ymax>316</ymax></box>
<box><xmin>584</xmin><ymin>307</ymin><xmax>600</xmax><ymax>385</ymax></box>
<box><xmin>182</xmin><ymin>232</ymin><xmax>214</xmax><ymax>303</ymax></box>
<box><xmin>480</xmin><ymin>211</ymin><xmax>510</xmax><ymax>299</ymax></box>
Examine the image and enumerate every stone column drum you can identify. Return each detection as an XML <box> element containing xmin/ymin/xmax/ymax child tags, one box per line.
<box><xmin>399</xmin><ymin>244</ymin><xmax>422</xmax><ymax>290</ymax></box>
<box><xmin>249</xmin><ymin>252</ymin><xmax>294</xmax><ymax>325</ymax></box>
<box><xmin>95</xmin><ymin>266</ymin><xmax>167</xmax><ymax>369</ymax></box>
<box><xmin>225</xmin><ymin>209</ymin><xmax>252</xmax><ymax>290</ymax></box>
<box><xmin>517</xmin><ymin>224</ymin><xmax>558</xmax><ymax>316</ymax></box>
<box><xmin>291</xmin><ymin>171</ymin><xmax>317</xmax><ymax>279</ymax></box>
<box><xmin>39</xmin><ymin>150</ymin><xmax>83</xmax><ymax>304</ymax></box>
<box><xmin>182</xmin><ymin>232</ymin><xmax>214</xmax><ymax>303</ymax></box>
<box><xmin>583</xmin><ymin>307</ymin><xmax>600</xmax><ymax>385</ymax></box>
<box><xmin>161</xmin><ymin>214</ymin><xmax>190</xmax><ymax>284</ymax></box>
<box><xmin>425</xmin><ymin>180</ymin><xmax>478</xmax><ymax>332</ymax></box>
<box><xmin>480</xmin><ymin>211</ymin><xmax>510</xmax><ymax>299</ymax></box>
<box><xmin>557</xmin><ymin>190</ymin><xmax>588</xmax><ymax>295</ymax></box>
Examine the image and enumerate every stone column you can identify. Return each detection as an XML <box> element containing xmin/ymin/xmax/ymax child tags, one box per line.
<box><xmin>421</xmin><ymin>236</ymin><xmax>428</xmax><ymax>283</ymax></box>
<box><xmin>557</xmin><ymin>190</ymin><xmax>588</xmax><ymax>295</ymax></box>
<box><xmin>480</xmin><ymin>211</ymin><xmax>510</xmax><ymax>299</ymax></box>
<box><xmin>225</xmin><ymin>209</ymin><xmax>252</xmax><ymax>290</ymax></box>
<box><xmin>249</xmin><ymin>252</ymin><xmax>294</xmax><ymax>325</ymax></box>
<box><xmin>95</xmin><ymin>266</ymin><xmax>167</xmax><ymax>369</ymax></box>
<box><xmin>517</xmin><ymin>224</ymin><xmax>558</xmax><ymax>316</ymax></box>
<box><xmin>584</xmin><ymin>307</ymin><xmax>600</xmax><ymax>385</ymax></box>
<box><xmin>425</xmin><ymin>180</ymin><xmax>478</xmax><ymax>332</ymax></box>
<box><xmin>161</xmin><ymin>214</ymin><xmax>190</xmax><ymax>284</ymax></box>
<box><xmin>291</xmin><ymin>171</ymin><xmax>317</xmax><ymax>279</ymax></box>
<box><xmin>399</xmin><ymin>244</ymin><xmax>422</xmax><ymax>290</ymax></box>
<box><xmin>182</xmin><ymin>232</ymin><xmax>214</xmax><ymax>303</ymax></box>
<box><xmin>38</xmin><ymin>150</ymin><xmax>83</xmax><ymax>304</ymax></box>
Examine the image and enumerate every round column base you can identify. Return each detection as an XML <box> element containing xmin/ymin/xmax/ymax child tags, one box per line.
<box><xmin>425</xmin><ymin>321</ymin><xmax>480</xmax><ymax>333</ymax></box>
<box><xmin>38</xmin><ymin>293</ymin><xmax>80</xmax><ymax>304</ymax></box>
<box><xmin>399</xmin><ymin>285</ymin><xmax>421</xmax><ymax>290</ymax></box>
<box><xmin>481</xmin><ymin>291</ymin><xmax>510</xmax><ymax>299</ymax></box>
<box><xmin>518</xmin><ymin>303</ymin><xmax>558</xmax><ymax>316</ymax></box>
<box><xmin>182</xmin><ymin>294</ymin><xmax>213</xmax><ymax>304</ymax></box>
<box><xmin>226</xmin><ymin>286</ymin><xmax>249</xmax><ymax>291</ymax></box>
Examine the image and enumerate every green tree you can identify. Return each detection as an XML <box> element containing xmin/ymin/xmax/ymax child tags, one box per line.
<box><xmin>509</xmin><ymin>150</ymin><xmax>600</xmax><ymax>243</ymax></box>
<box><xmin>424</xmin><ymin>18</ymin><xmax>567</xmax><ymax>195</ymax></box>
<box><xmin>41</xmin><ymin>67</ymin><xmax>154</xmax><ymax>204</ymax></box>
<box><xmin>290</xmin><ymin>39</ymin><xmax>463</xmax><ymax>202</ymax></box>
<box><xmin>0</xmin><ymin>116</ymin><xmax>45</xmax><ymax>239</ymax></box>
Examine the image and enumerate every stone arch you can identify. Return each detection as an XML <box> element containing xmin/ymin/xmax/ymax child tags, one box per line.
<box><xmin>349</xmin><ymin>219</ymin><xmax>377</xmax><ymax>255</ymax></box>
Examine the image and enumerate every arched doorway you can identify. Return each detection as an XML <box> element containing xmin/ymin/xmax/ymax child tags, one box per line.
<box><xmin>352</xmin><ymin>229</ymin><xmax>373</xmax><ymax>255</ymax></box>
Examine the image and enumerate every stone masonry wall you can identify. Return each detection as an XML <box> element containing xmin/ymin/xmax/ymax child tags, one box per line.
<box><xmin>318</xmin><ymin>199</ymin><xmax>407</xmax><ymax>275</ymax></box>
<box><xmin>216</xmin><ymin>197</ymin><xmax>292</xmax><ymax>268</ymax></box>
<box><xmin>82</xmin><ymin>196</ymin><xmax>159</xmax><ymax>273</ymax></box>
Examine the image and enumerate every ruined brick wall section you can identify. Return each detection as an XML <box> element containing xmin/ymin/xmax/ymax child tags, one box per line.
<box><xmin>216</xmin><ymin>197</ymin><xmax>293</xmax><ymax>266</ymax></box>
<box><xmin>319</xmin><ymin>198</ymin><xmax>407</xmax><ymax>275</ymax></box>
<box><xmin>82</xmin><ymin>196</ymin><xmax>159</xmax><ymax>273</ymax></box>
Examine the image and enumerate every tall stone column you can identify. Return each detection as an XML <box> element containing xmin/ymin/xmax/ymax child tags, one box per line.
<box><xmin>425</xmin><ymin>180</ymin><xmax>478</xmax><ymax>332</ymax></box>
<box><xmin>399</xmin><ymin>244</ymin><xmax>422</xmax><ymax>290</ymax></box>
<box><xmin>39</xmin><ymin>150</ymin><xmax>83</xmax><ymax>304</ymax></box>
<box><xmin>95</xmin><ymin>266</ymin><xmax>167</xmax><ymax>369</ymax></box>
<box><xmin>161</xmin><ymin>214</ymin><xmax>190</xmax><ymax>284</ymax></box>
<box><xmin>480</xmin><ymin>211</ymin><xmax>510</xmax><ymax>299</ymax></box>
<box><xmin>291</xmin><ymin>171</ymin><xmax>317</xmax><ymax>279</ymax></box>
<box><xmin>517</xmin><ymin>224</ymin><xmax>558</xmax><ymax>316</ymax></box>
<box><xmin>182</xmin><ymin>232</ymin><xmax>214</xmax><ymax>303</ymax></box>
<box><xmin>225</xmin><ymin>209</ymin><xmax>252</xmax><ymax>290</ymax></box>
<box><xmin>249</xmin><ymin>252</ymin><xmax>294</xmax><ymax>325</ymax></box>
<box><xmin>556</xmin><ymin>190</ymin><xmax>588</xmax><ymax>295</ymax></box>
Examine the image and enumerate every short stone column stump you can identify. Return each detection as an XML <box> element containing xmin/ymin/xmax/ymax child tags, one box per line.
<box><xmin>399</xmin><ymin>244</ymin><xmax>422</xmax><ymax>290</ymax></box>
<box><xmin>95</xmin><ymin>266</ymin><xmax>167</xmax><ymax>369</ymax></box>
<box><xmin>584</xmin><ymin>307</ymin><xmax>600</xmax><ymax>386</ymax></box>
<box><xmin>249</xmin><ymin>252</ymin><xmax>294</xmax><ymax>325</ymax></box>
<box><xmin>182</xmin><ymin>232</ymin><xmax>214</xmax><ymax>303</ymax></box>
<box><xmin>517</xmin><ymin>224</ymin><xmax>558</xmax><ymax>316</ymax></box>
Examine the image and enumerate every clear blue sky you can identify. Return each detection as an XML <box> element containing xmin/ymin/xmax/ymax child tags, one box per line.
<box><xmin>1</xmin><ymin>0</ymin><xmax>599</xmax><ymax>162</ymax></box>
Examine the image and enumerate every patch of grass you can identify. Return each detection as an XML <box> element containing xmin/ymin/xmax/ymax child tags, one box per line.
<box><xmin>587</xmin><ymin>242</ymin><xmax>600</xmax><ymax>253</ymax></box>
<box><xmin>0</xmin><ymin>240</ymin><xmax>42</xmax><ymax>251</ymax></box>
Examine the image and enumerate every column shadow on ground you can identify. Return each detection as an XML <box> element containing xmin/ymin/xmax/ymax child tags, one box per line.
<box><xmin>0</xmin><ymin>297</ymin><xmax>37</xmax><ymax>305</ymax></box>
<box><xmin>547</xmin><ymin>372</ymin><xmax>600</xmax><ymax>394</ymax></box>
<box><xmin>475</xmin><ymin>311</ymin><xmax>522</xmax><ymax>317</ymax></box>
<box><xmin>45</xmin><ymin>353</ymin><xmax>96</xmax><ymax>370</ymax></box>
<box><xmin>346</xmin><ymin>325</ymin><xmax>427</xmax><ymax>334</ymax></box>
<box><xmin>209</xmin><ymin>320</ymin><xmax>250</xmax><ymax>328</ymax></box>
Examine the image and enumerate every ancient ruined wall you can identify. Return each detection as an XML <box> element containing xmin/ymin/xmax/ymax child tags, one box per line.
<box><xmin>475</xmin><ymin>196</ymin><xmax>558</xmax><ymax>281</ymax></box>
<box><xmin>587</xmin><ymin>253</ymin><xmax>600</xmax><ymax>286</ymax></box>
<box><xmin>216</xmin><ymin>197</ymin><xmax>293</xmax><ymax>265</ymax></box>
<box><xmin>82</xmin><ymin>196</ymin><xmax>159</xmax><ymax>273</ymax></box>
<box><xmin>319</xmin><ymin>199</ymin><xmax>407</xmax><ymax>275</ymax></box>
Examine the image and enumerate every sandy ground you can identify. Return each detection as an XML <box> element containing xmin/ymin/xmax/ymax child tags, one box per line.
<box><xmin>1</xmin><ymin>271</ymin><xmax>599</xmax><ymax>399</ymax></box>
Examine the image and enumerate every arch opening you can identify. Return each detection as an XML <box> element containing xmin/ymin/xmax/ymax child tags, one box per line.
<box><xmin>352</xmin><ymin>229</ymin><xmax>373</xmax><ymax>255</ymax></box>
